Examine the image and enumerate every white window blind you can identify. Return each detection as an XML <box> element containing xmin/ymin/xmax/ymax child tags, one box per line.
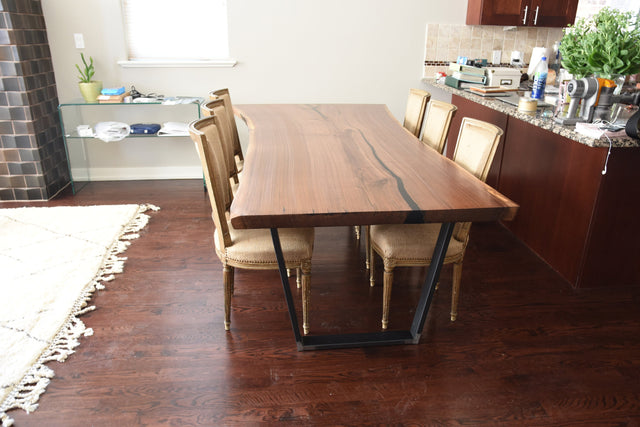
<box><xmin>122</xmin><ymin>0</ymin><xmax>229</xmax><ymax>62</ymax></box>
<box><xmin>576</xmin><ymin>0</ymin><xmax>640</xmax><ymax>19</ymax></box>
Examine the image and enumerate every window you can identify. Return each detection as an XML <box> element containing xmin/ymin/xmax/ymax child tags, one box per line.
<box><xmin>576</xmin><ymin>0</ymin><xmax>640</xmax><ymax>19</ymax></box>
<box><xmin>120</xmin><ymin>0</ymin><xmax>233</xmax><ymax>67</ymax></box>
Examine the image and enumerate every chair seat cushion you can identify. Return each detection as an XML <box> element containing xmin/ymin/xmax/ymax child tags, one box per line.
<box><xmin>215</xmin><ymin>223</ymin><xmax>314</xmax><ymax>267</ymax></box>
<box><xmin>370</xmin><ymin>223</ymin><xmax>465</xmax><ymax>263</ymax></box>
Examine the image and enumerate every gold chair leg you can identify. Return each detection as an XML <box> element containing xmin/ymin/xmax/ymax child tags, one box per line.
<box><xmin>369</xmin><ymin>242</ymin><xmax>376</xmax><ymax>287</ymax></box>
<box><xmin>287</xmin><ymin>268</ymin><xmax>291</xmax><ymax>277</ymax></box>
<box><xmin>451</xmin><ymin>261</ymin><xmax>463</xmax><ymax>321</ymax></box>
<box><xmin>223</xmin><ymin>264</ymin><xmax>233</xmax><ymax>331</ymax></box>
<box><xmin>354</xmin><ymin>225</ymin><xmax>361</xmax><ymax>239</ymax></box>
<box><xmin>296</xmin><ymin>267</ymin><xmax>301</xmax><ymax>289</ymax></box>
<box><xmin>382</xmin><ymin>259</ymin><xmax>394</xmax><ymax>330</ymax></box>
<box><xmin>301</xmin><ymin>261</ymin><xmax>312</xmax><ymax>335</ymax></box>
<box><xmin>365</xmin><ymin>225</ymin><xmax>371</xmax><ymax>269</ymax></box>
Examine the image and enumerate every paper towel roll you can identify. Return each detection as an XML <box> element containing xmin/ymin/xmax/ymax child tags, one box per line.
<box><xmin>527</xmin><ymin>47</ymin><xmax>551</xmax><ymax>75</ymax></box>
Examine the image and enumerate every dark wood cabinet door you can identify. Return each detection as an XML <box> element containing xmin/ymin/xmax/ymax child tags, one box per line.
<box><xmin>467</xmin><ymin>0</ymin><xmax>577</xmax><ymax>27</ymax></box>
<box><xmin>529</xmin><ymin>0</ymin><xmax>578</xmax><ymax>27</ymax></box>
<box><xmin>466</xmin><ymin>0</ymin><xmax>529</xmax><ymax>25</ymax></box>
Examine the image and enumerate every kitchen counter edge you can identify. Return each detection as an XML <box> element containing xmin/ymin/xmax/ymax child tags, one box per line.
<box><xmin>423</xmin><ymin>80</ymin><xmax>640</xmax><ymax>149</ymax></box>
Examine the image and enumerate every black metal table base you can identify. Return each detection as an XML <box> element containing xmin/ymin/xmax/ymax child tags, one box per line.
<box><xmin>270</xmin><ymin>223</ymin><xmax>454</xmax><ymax>351</ymax></box>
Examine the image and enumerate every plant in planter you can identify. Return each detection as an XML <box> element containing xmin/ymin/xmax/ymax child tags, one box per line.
<box><xmin>560</xmin><ymin>7</ymin><xmax>640</xmax><ymax>81</ymax></box>
<box><xmin>76</xmin><ymin>53</ymin><xmax>102</xmax><ymax>102</ymax></box>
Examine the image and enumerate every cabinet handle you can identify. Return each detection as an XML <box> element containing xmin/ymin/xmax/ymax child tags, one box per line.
<box><xmin>533</xmin><ymin>6</ymin><xmax>539</xmax><ymax>25</ymax></box>
<box><xmin>522</xmin><ymin>5</ymin><xmax>528</xmax><ymax>25</ymax></box>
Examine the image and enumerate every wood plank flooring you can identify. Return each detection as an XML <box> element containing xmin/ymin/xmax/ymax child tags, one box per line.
<box><xmin>3</xmin><ymin>180</ymin><xmax>640</xmax><ymax>426</ymax></box>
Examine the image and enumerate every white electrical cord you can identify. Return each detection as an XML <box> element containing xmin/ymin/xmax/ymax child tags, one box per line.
<box><xmin>592</xmin><ymin>119</ymin><xmax>615</xmax><ymax>175</ymax></box>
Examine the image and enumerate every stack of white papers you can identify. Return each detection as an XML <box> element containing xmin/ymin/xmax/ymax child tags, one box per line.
<box><xmin>574</xmin><ymin>122</ymin><xmax>626</xmax><ymax>139</ymax></box>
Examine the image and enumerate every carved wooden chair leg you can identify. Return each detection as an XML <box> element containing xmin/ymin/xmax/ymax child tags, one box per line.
<box><xmin>296</xmin><ymin>267</ymin><xmax>301</xmax><ymax>289</ymax></box>
<box><xmin>301</xmin><ymin>261</ymin><xmax>312</xmax><ymax>335</ymax></box>
<box><xmin>354</xmin><ymin>225</ymin><xmax>361</xmax><ymax>239</ymax></box>
<box><xmin>382</xmin><ymin>259</ymin><xmax>395</xmax><ymax>330</ymax></box>
<box><xmin>451</xmin><ymin>261</ymin><xmax>463</xmax><ymax>321</ymax></box>
<box><xmin>230</xmin><ymin>266</ymin><xmax>235</xmax><ymax>295</ymax></box>
<box><xmin>223</xmin><ymin>264</ymin><xmax>233</xmax><ymax>331</ymax></box>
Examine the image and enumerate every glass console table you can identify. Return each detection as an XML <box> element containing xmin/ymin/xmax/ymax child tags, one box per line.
<box><xmin>58</xmin><ymin>99</ymin><xmax>201</xmax><ymax>193</ymax></box>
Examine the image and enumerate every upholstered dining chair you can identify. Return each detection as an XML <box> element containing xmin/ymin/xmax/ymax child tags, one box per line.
<box><xmin>403</xmin><ymin>88</ymin><xmax>431</xmax><ymax>138</ymax></box>
<box><xmin>420</xmin><ymin>100</ymin><xmax>458</xmax><ymax>154</ymax></box>
<box><xmin>353</xmin><ymin>88</ymin><xmax>431</xmax><ymax>241</ymax></box>
<box><xmin>201</xmin><ymin>98</ymin><xmax>241</xmax><ymax>190</ymax></box>
<box><xmin>368</xmin><ymin>117</ymin><xmax>503</xmax><ymax>329</ymax></box>
<box><xmin>362</xmin><ymin>100</ymin><xmax>459</xmax><ymax>266</ymax></box>
<box><xmin>209</xmin><ymin>88</ymin><xmax>244</xmax><ymax>173</ymax></box>
<box><xmin>189</xmin><ymin>116</ymin><xmax>315</xmax><ymax>334</ymax></box>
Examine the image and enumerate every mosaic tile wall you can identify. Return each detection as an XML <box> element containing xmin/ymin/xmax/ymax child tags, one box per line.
<box><xmin>424</xmin><ymin>24</ymin><xmax>564</xmax><ymax>77</ymax></box>
<box><xmin>0</xmin><ymin>0</ymin><xmax>69</xmax><ymax>201</ymax></box>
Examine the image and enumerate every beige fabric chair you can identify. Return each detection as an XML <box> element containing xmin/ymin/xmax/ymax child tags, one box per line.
<box><xmin>201</xmin><ymin>99</ymin><xmax>241</xmax><ymax>191</ymax></box>
<box><xmin>403</xmin><ymin>89</ymin><xmax>431</xmax><ymax>138</ymax></box>
<box><xmin>189</xmin><ymin>116</ymin><xmax>315</xmax><ymax>334</ymax></box>
<box><xmin>362</xmin><ymin>99</ymin><xmax>458</xmax><ymax>265</ymax></box>
<box><xmin>369</xmin><ymin>117</ymin><xmax>503</xmax><ymax>329</ymax></box>
<box><xmin>354</xmin><ymin>89</ymin><xmax>431</xmax><ymax>241</ymax></box>
<box><xmin>209</xmin><ymin>88</ymin><xmax>244</xmax><ymax>172</ymax></box>
<box><xmin>421</xmin><ymin>100</ymin><xmax>458</xmax><ymax>154</ymax></box>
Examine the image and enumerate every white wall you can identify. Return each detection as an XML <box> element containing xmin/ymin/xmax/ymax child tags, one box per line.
<box><xmin>42</xmin><ymin>0</ymin><xmax>465</xmax><ymax>180</ymax></box>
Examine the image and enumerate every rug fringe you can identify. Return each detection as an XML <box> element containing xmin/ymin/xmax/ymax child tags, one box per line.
<box><xmin>0</xmin><ymin>203</ymin><xmax>159</xmax><ymax>426</ymax></box>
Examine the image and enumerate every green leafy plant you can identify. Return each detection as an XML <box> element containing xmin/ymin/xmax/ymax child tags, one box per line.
<box><xmin>559</xmin><ymin>7</ymin><xmax>640</xmax><ymax>79</ymax></box>
<box><xmin>75</xmin><ymin>53</ymin><xmax>96</xmax><ymax>83</ymax></box>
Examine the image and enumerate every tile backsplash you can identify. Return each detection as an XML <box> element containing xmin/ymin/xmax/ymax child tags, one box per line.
<box><xmin>424</xmin><ymin>24</ymin><xmax>564</xmax><ymax>77</ymax></box>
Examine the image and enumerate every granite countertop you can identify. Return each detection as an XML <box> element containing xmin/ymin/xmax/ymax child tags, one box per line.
<box><xmin>424</xmin><ymin>80</ymin><xmax>640</xmax><ymax>148</ymax></box>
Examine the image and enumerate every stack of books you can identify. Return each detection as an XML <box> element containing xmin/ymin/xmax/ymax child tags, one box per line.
<box><xmin>97</xmin><ymin>91</ymin><xmax>130</xmax><ymax>103</ymax></box>
<box><xmin>445</xmin><ymin>63</ymin><xmax>487</xmax><ymax>89</ymax></box>
<box><xmin>97</xmin><ymin>86</ymin><xmax>129</xmax><ymax>103</ymax></box>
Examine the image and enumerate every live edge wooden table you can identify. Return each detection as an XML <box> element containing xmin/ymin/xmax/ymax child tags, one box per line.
<box><xmin>232</xmin><ymin>104</ymin><xmax>518</xmax><ymax>351</ymax></box>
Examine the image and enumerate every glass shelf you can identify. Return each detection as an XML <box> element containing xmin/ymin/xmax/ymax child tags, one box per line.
<box><xmin>58</xmin><ymin>99</ymin><xmax>201</xmax><ymax>194</ymax></box>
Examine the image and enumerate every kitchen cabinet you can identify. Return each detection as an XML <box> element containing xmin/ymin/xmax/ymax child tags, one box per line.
<box><xmin>447</xmin><ymin>94</ymin><xmax>640</xmax><ymax>289</ymax></box>
<box><xmin>466</xmin><ymin>0</ymin><xmax>578</xmax><ymax>27</ymax></box>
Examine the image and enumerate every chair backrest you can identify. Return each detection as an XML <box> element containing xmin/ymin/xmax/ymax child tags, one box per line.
<box><xmin>201</xmin><ymin>98</ymin><xmax>238</xmax><ymax>182</ymax></box>
<box><xmin>189</xmin><ymin>116</ymin><xmax>233</xmax><ymax>249</ymax></box>
<box><xmin>420</xmin><ymin>100</ymin><xmax>458</xmax><ymax>154</ymax></box>
<box><xmin>209</xmin><ymin>88</ymin><xmax>243</xmax><ymax>161</ymax></box>
<box><xmin>452</xmin><ymin>117</ymin><xmax>503</xmax><ymax>241</ymax></box>
<box><xmin>403</xmin><ymin>89</ymin><xmax>431</xmax><ymax>137</ymax></box>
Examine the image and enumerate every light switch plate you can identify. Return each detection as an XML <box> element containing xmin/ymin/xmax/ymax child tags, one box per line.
<box><xmin>74</xmin><ymin>33</ymin><xmax>85</xmax><ymax>49</ymax></box>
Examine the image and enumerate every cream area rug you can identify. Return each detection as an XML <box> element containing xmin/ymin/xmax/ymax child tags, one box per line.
<box><xmin>0</xmin><ymin>204</ymin><xmax>158</xmax><ymax>426</ymax></box>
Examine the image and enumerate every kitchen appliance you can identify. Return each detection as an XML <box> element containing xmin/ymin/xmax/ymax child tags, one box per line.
<box><xmin>510</xmin><ymin>51</ymin><xmax>524</xmax><ymax>67</ymax></box>
<box><xmin>555</xmin><ymin>77</ymin><xmax>640</xmax><ymax>125</ymax></box>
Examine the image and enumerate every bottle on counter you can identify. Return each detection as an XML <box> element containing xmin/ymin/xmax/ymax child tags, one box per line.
<box><xmin>531</xmin><ymin>56</ymin><xmax>548</xmax><ymax>100</ymax></box>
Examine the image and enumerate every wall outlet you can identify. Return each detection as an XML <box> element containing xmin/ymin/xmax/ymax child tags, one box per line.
<box><xmin>74</xmin><ymin>33</ymin><xmax>85</xmax><ymax>49</ymax></box>
<box><xmin>492</xmin><ymin>50</ymin><xmax>502</xmax><ymax>65</ymax></box>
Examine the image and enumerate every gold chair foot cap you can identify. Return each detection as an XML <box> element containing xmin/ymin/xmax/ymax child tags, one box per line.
<box><xmin>224</xmin><ymin>322</ymin><xmax>231</xmax><ymax>331</ymax></box>
<box><xmin>381</xmin><ymin>321</ymin><xmax>388</xmax><ymax>330</ymax></box>
<box><xmin>450</xmin><ymin>314</ymin><xmax>457</xmax><ymax>321</ymax></box>
<box><xmin>303</xmin><ymin>325</ymin><xmax>309</xmax><ymax>335</ymax></box>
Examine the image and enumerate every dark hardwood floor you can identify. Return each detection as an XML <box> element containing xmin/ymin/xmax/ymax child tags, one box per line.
<box><xmin>3</xmin><ymin>180</ymin><xmax>640</xmax><ymax>426</ymax></box>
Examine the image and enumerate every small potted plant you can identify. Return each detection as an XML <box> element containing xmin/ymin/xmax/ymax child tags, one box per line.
<box><xmin>76</xmin><ymin>53</ymin><xmax>102</xmax><ymax>102</ymax></box>
<box><xmin>560</xmin><ymin>7</ymin><xmax>640</xmax><ymax>83</ymax></box>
